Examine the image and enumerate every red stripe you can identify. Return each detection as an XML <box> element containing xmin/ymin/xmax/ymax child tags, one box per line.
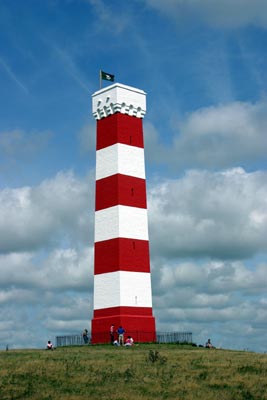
<box><xmin>96</xmin><ymin>113</ymin><xmax>144</xmax><ymax>150</ymax></box>
<box><xmin>93</xmin><ymin>306</ymin><xmax>153</xmax><ymax>318</ymax></box>
<box><xmin>95</xmin><ymin>174</ymin><xmax>147</xmax><ymax>211</ymax></box>
<box><xmin>94</xmin><ymin>238</ymin><xmax>150</xmax><ymax>274</ymax></box>
<box><xmin>91</xmin><ymin>311</ymin><xmax>156</xmax><ymax>343</ymax></box>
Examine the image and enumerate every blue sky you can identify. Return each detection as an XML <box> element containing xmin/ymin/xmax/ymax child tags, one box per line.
<box><xmin>0</xmin><ymin>0</ymin><xmax>267</xmax><ymax>352</ymax></box>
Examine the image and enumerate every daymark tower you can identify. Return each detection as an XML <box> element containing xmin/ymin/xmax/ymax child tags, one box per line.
<box><xmin>91</xmin><ymin>83</ymin><xmax>156</xmax><ymax>343</ymax></box>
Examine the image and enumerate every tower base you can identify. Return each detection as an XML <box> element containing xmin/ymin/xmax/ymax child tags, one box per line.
<box><xmin>91</xmin><ymin>306</ymin><xmax>156</xmax><ymax>344</ymax></box>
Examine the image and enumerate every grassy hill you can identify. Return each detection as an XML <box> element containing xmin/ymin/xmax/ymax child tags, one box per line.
<box><xmin>0</xmin><ymin>343</ymin><xmax>266</xmax><ymax>399</ymax></box>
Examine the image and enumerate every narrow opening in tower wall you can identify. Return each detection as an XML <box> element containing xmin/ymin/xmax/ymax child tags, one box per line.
<box><xmin>133</xmin><ymin>241</ymin><xmax>135</xmax><ymax>249</ymax></box>
<box><xmin>131</xmin><ymin>188</ymin><xmax>134</xmax><ymax>196</ymax></box>
<box><xmin>130</xmin><ymin>135</ymin><xmax>132</xmax><ymax>144</ymax></box>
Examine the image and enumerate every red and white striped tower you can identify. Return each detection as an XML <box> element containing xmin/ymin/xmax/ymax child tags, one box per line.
<box><xmin>91</xmin><ymin>83</ymin><xmax>156</xmax><ymax>344</ymax></box>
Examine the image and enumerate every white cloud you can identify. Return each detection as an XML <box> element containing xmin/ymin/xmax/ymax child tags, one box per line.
<box><xmin>0</xmin><ymin>246</ymin><xmax>94</xmax><ymax>348</ymax></box>
<box><xmin>0</xmin><ymin>170</ymin><xmax>94</xmax><ymax>253</ymax></box>
<box><xmin>153</xmin><ymin>259</ymin><xmax>267</xmax><ymax>351</ymax></box>
<box><xmin>44</xmin><ymin>318</ymin><xmax>89</xmax><ymax>332</ymax></box>
<box><xmin>148</xmin><ymin>168</ymin><xmax>267</xmax><ymax>259</ymax></box>
<box><xmin>145</xmin><ymin>0</ymin><xmax>267</xmax><ymax>28</ymax></box>
<box><xmin>39</xmin><ymin>247</ymin><xmax>93</xmax><ymax>291</ymax></box>
<box><xmin>145</xmin><ymin>101</ymin><xmax>267</xmax><ymax>170</ymax></box>
<box><xmin>153</xmin><ymin>260</ymin><xmax>267</xmax><ymax>298</ymax></box>
<box><xmin>0</xmin><ymin>168</ymin><xmax>266</xmax><ymax>351</ymax></box>
<box><xmin>0</xmin><ymin>288</ymin><xmax>36</xmax><ymax>304</ymax></box>
<box><xmin>0</xmin><ymin>247</ymin><xmax>93</xmax><ymax>292</ymax></box>
<box><xmin>176</xmin><ymin>101</ymin><xmax>267</xmax><ymax>167</ymax></box>
<box><xmin>48</xmin><ymin>297</ymin><xmax>91</xmax><ymax>321</ymax></box>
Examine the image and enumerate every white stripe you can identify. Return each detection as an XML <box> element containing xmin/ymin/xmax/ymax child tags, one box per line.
<box><xmin>96</xmin><ymin>143</ymin><xmax>145</xmax><ymax>181</ymax></box>
<box><xmin>95</xmin><ymin>205</ymin><xmax>148</xmax><ymax>242</ymax></box>
<box><xmin>94</xmin><ymin>271</ymin><xmax>152</xmax><ymax>310</ymax></box>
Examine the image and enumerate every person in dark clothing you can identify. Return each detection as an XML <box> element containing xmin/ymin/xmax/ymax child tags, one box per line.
<box><xmin>110</xmin><ymin>324</ymin><xmax>115</xmax><ymax>344</ymax></box>
<box><xmin>82</xmin><ymin>328</ymin><xmax>89</xmax><ymax>344</ymax></box>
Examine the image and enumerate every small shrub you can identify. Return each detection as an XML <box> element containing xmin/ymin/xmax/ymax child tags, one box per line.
<box><xmin>148</xmin><ymin>350</ymin><xmax>159</xmax><ymax>363</ymax></box>
<box><xmin>147</xmin><ymin>350</ymin><xmax>167</xmax><ymax>364</ymax></box>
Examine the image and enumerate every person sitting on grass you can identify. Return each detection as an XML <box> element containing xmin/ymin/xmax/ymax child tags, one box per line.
<box><xmin>205</xmin><ymin>338</ymin><xmax>215</xmax><ymax>348</ymax></box>
<box><xmin>125</xmin><ymin>336</ymin><xmax>134</xmax><ymax>346</ymax></box>
<box><xmin>46</xmin><ymin>340</ymin><xmax>54</xmax><ymax>350</ymax></box>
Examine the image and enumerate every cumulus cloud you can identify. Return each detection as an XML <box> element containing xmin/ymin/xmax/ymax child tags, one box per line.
<box><xmin>176</xmin><ymin>101</ymin><xmax>267</xmax><ymax>168</ymax></box>
<box><xmin>148</xmin><ymin>168</ymin><xmax>267</xmax><ymax>259</ymax></box>
<box><xmin>0</xmin><ymin>247</ymin><xmax>93</xmax><ymax>292</ymax></box>
<box><xmin>144</xmin><ymin>0</ymin><xmax>267</xmax><ymax>28</ymax></box>
<box><xmin>0</xmin><ymin>288</ymin><xmax>36</xmax><ymax>305</ymax></box>
<box><xmin>39</xmin><ymin>247</ymin><xmax>94</xmax><ymax>292</ymax></box>
<box><xmin>145</xmin><ymin>101</ymin><xmax>267</xmax><ymax>170</ymax></box>
<box><xmin>42</xmin><ymin>295</ymin><xmax>93</xmax><ymax>333</ymax></box>
<box><xmin>0</xmin><ymin>170</ymin><xmax>94</xmax><ymax>253</ymax></box>
<box><xmin>0</xmin><ymin>169</ymin><xmax>96</xmax><ymax>348</ymax></box>
<box><xmin>153</xmin><ymin>260</ymin><xmax>267</xmax><ymax>299</ymax></box>
<box><xmin>0</xmin><ymin>293</ymin><xmax>93</xmax><ymax>349</ymax></box>
<box><xmin>152</xmin><ymin>259</ymin><xmax>267</xmax><ymax>350</ymax></box>
<box><xmin>0</xmin><ymin>246</ymin><xmax>94</xmax><ymax>348</ymax></box>
<box><xmin>47</xmin><ymin>297</ymin><xmax>92</xmax><ymax>321</ymax></box>
<box><xmin>0</xmin><ymin>167</ymin><xmax>266</xmax><ymax>351</ymax></box>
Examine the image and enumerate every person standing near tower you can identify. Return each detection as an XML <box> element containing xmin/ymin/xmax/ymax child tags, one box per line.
<box><xmin>110</xmin><ymin>324</ymin><xmax>115</xmax><ymax>344</ymax></box>
<box><xmin>117</xmin><ymin>326</ymin><xmax>126</xmax><ymax>345</ymax></box>
<box><xmin>82</xmin><ymin>328</ymin><xmax>89</xmax><ymax>344</ymax></box>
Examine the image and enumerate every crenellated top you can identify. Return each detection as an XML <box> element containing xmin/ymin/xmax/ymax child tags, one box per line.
<box><xmin>92</xmin><ymin>83</ymin><xmax>146</xmax><ymax>120</ymax></box>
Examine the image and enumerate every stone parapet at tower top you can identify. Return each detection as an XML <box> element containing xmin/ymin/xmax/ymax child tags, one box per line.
<box><xmin>92</xmin><ymin>83</ymin><xmax>146</xmax><ymax>120</ymax></box>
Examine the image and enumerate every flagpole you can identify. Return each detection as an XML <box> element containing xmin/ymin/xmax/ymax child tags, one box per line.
<box><xmin>99</xmin><ymin>70</ymin><xmax>102</xmax><ymax>89</ymax></box>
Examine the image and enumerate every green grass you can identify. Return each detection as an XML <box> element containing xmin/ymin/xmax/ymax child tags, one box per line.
<box><xmin>0</xmin><ymin>344</ymin><xmax>266</xmax><ymax>399</ymax></box>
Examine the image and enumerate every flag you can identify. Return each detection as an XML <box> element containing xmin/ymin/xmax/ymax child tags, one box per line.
<box><xmin>101</xmin><ymin>70</ymin><xmax>115</xmax><ymax>82</ymax></box>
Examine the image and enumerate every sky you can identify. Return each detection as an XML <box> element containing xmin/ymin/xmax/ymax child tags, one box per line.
<box><xmin>0</xmin><ymin>0</ymin><xmax>267</xmax><ymax>352</ymax></box>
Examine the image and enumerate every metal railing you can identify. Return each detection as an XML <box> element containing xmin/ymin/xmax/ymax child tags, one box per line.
<box><xmin>56</xmin><ymin>331</ymin><xmax>192</xmax><ymax>347</ymax></box>
<box><xmin>156</xmin><ymin>331</ymin><xmax>192</xmax><ymax>344</ymax></box>
<box><xmin>56</xmin><ymin>334</ymin><xmax>85</xmax><ymax>347</ymax></box>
